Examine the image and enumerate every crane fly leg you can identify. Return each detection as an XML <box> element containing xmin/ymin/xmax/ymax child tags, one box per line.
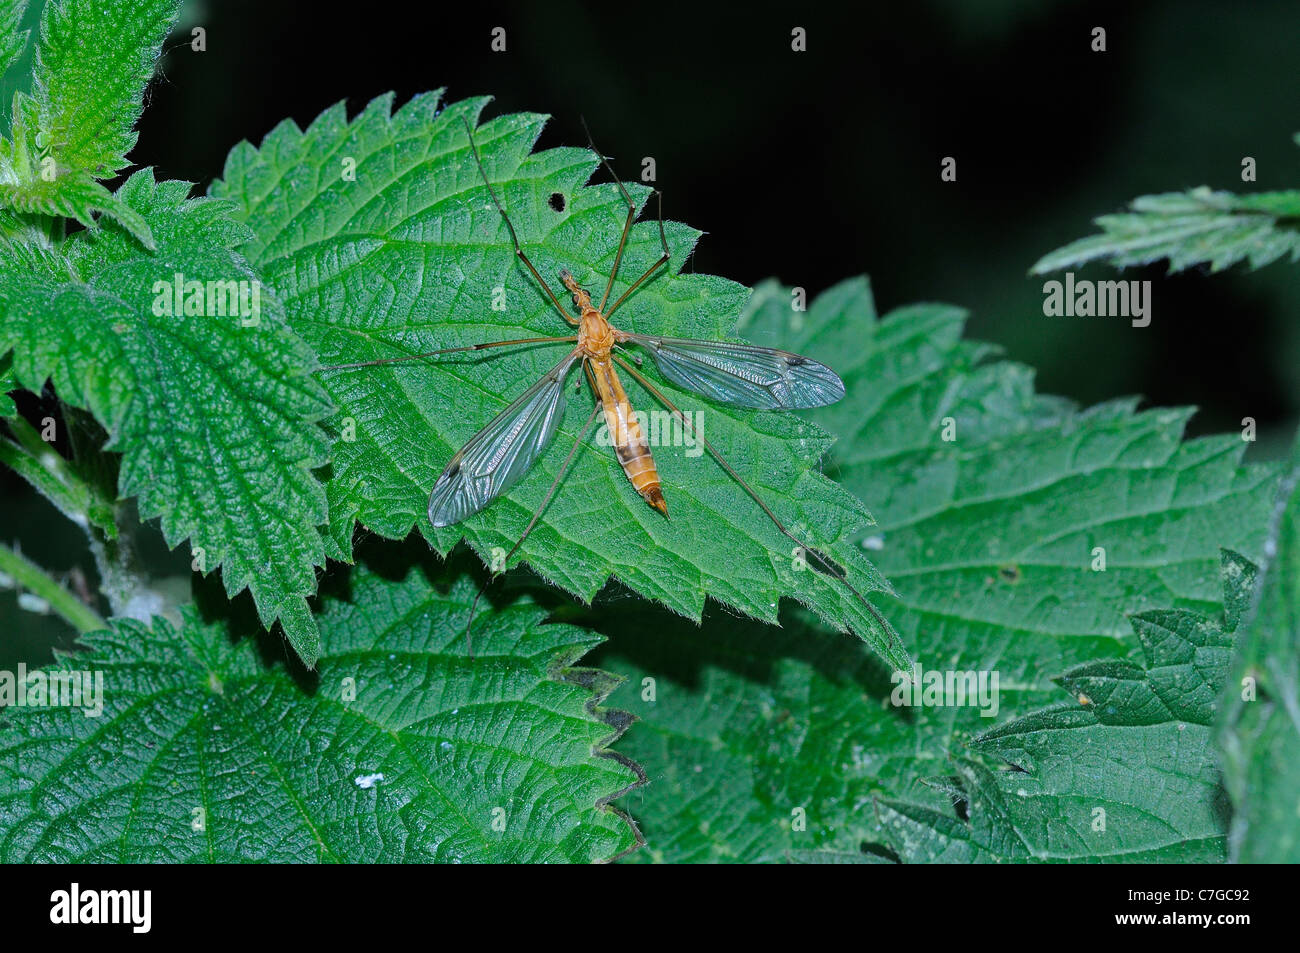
<box><xmin>612</xmin><ymin>355</ymin><xmax>894</xmax><ymax>645</ymax></box>
<box><xmin>579</xmin><ymin>117</ymin><xmax>639</xmax><ymax>314</ymax></box>
<box><xmin>318</xmin><ymin>335</ymin><xmax>579</xmax><ymax>371</ymax></box>
<box><xmin>605</xmin><ymin>189</ymin><xmax>671</xmax><ymax>321</ymax></box>
<box><xmin>462</xmin><ymin>117</ymin><xmax>579</xmax><ymax>328</ymax></box>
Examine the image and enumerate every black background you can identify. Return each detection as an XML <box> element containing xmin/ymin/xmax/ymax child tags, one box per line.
<box><xmin>4</xmin><ymin>862</ymin><xmax>1272</xmax><ymax>934</ymax></box>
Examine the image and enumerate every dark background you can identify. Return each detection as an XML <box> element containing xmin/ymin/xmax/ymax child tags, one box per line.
<box><xmin>5</xmin><ymin>0</ymin><xmax>1300</xmax><ymax>661</ymax></box>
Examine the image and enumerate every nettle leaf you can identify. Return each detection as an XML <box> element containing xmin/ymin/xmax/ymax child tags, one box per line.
<box><xmin>0</xmin><ymin>170</ymin><xmax>333</xmax><ymax>664</ymax></box>
<box><xmin>874</xmin><ymin>551</ymin><xmax>1254</xmax><ymax>863</ymax></box>
<box><xmin>0</xmin><ymin>0</ymin><xmax>31</xmax><ymax>79</ymax></box>
<box><xmin>31</xmin><ymin>0</ymin><xmax>179</xmax><ymax>176</ymax></box>
<box><xmin>1218</xmin><ymin>436</ymin><xmax>1300</xmax><ymax>862</ymax></box>
<box><xmin>0</xmin><ymin>351</ymin><xmax>14</xmax><ymax>415</ymax></box>
<box><xmin>0</xmin><ymin>560</ymin><xmax>641</xmax><ymax>862</ymax></box>
<box><xmin>597</xmin><ymin>278</ymin><xmax>1277</xmax><ymax>862</ymax></box>
<box><xmin>0</xmin><ymin>0</ymin><xmax>180</xmax><ymax>246</ymax></box>
<box><xmin>1032</xmin><ymin>186</ymin><xmax>1300</xmax><ymax>275</ymax></box>
<box><xmin>211</xmin><ymin>92</ymin><xmax>905</xmax><ymax>670</ymax></box>
<box><xmin>590</xmin><ymin>603</ymin><xmax>901</xmax><ymax>864</ymax></box>
<box><xmin>0</xmin><ymin>119</ymin><xmax>154</xmax><ymax>249</ymax></box>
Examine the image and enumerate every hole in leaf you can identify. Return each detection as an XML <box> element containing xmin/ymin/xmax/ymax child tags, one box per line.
<box><xmin>859</xmin><ymin>841</ymin><xmax>901</xmax><ymax>863</ymax></box>
<box><xmin>549</xmin><ymin>192</ymin><xmax>566</xmax><ymax>213</ymax></box>
<box><xmin>953</xmin><ymin>796</ymin><xmax>970</xmax><ymax>822</ymax></box>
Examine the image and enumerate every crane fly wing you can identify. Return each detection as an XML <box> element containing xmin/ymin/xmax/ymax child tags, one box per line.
<box><xmin>624</xmin><ymin>335</ymin><xmax>845</xmax><ymax>409</ymax></box>
<box><xmin>428</xmin><ymin>351</ymin><xmax>580</xmax><ymax>527</ymax></box>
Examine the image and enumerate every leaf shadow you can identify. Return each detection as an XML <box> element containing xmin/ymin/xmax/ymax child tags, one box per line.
<box><xmin>578</xmin><ymin>582</ymin><xmax>903</xmax><ymax>709</ymax></box>
<box><xmin>191</xmin><ymin>569</ymin><xmax>320</xmax><ymax>696</ymax></box>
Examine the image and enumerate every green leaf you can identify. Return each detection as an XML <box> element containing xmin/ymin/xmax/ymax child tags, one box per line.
<box><xmin>591</xmin><ymin>604</ymin><xmax>898</xmax><ymax>863</ymax></box>
<box><xmin>598</xmin><ymin>278</ymin><xmax>1277</xmax><ymax>862</ymax></box>
<box><xmin>211</xmin><ymin>92</ymin><xmax>906</xmax><ymax>670</ymax></box>
<box><xmin>1218</xmin><ymin>433</ymin><xmax>1300</xmax><ymax>862</ymax></box>
<box><xmin>1031</xmin><ymin>186</ymin><xmax>1300</xmax><ymax>275</ymax></box>
<box><xmin>874</xmin><ymin>551</ymin><xmax>1254</xmax><ymax>863</ymax></box>
<box><xmin>0</xmin><ymin>0</ymin><xmax>180</xmax><ymax>244</ymax></box>
<box><xmin>0</xmin><ymin>169</ymin><xmax>333</xmax><ymax>665</ymax></box>
<box><xmin>32</xmin><ymin>0</ymin><xmax>178</xmax><ymax>178</ymax></box>
<box><xmin>0</xmin><ymin>139</ymin><xmax>155</xmax><ymax>248</ymax></box>
<box><xmin>0</xmin><ymin>0</ymin><xmax>31</xmax><ymax>80</ymax></box>
<box><xmin>0</xmin><ymin>349</ymin><xmax>14</xmax><ymax>415</ymax></box>
<box><xmin>0</xmin><ymin>559</ymin><xmax>642</xmax><ymax>862</ymax></box>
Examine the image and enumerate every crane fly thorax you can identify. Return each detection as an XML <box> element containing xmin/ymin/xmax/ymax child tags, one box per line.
<box><xmin>577</xmin><ymin>308</ymin><xmax>616</xmax><ymax>357</ymax></box>
<box><xmin>560</xmin><ymin>270</ymin><xmax>616</xmax><ymax>356</ymax></box>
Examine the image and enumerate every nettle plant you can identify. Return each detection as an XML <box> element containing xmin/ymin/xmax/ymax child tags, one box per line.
<box><xmin>0</xmin><ymin>1</ymin><xmax>1296</xmax><ymax>863</ymax></box>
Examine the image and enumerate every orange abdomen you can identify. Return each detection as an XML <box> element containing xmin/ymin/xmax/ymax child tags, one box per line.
<box><xmin>591</xmin><ymin>359</ymin><xmax>667</xmax><ymax>516</ymax></box>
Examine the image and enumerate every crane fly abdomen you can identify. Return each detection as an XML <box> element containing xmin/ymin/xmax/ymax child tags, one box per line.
<box><xmin>571</xmin><ymin>269</ymin><xmax>668</xmax><ymax>518</ymax></box>
<box><xmin>589</xmin><ymin>356</ymin><xmax>667</xmax><ymax>516</ymax></box>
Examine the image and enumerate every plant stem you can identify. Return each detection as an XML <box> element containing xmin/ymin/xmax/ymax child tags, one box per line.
<box><xmin>87</xmin><ymin>501</ymin><xmax>171</xmax><ymax>622</ymax></box>
<box><xmin>0</xmin><ymin>541</ymin><xmax>105</xmax><ymax>634</ymax></box>
<box><xmin>2</xmin><ymin>411</ymin><xmax>173</xmax><ymax>625</ymax></box>
<box><xmin>0</xmin><ymin>417</ymin><xmax>97</xmax><ymax>531</ymax></box>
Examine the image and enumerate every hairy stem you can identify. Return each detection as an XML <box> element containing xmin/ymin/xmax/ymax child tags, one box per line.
<box><xmin>0</xmin><ymin>418</ymin><xmax>94</xmax><ymax>531</ymax></box>
<box><xmin>0</xmin><ymin>541</ymin><xmax>105</xmax><ymax>634</ymax></box>
<box><xmin>87</xmin><ymin>501</ymin><xmax>171</xmax><ymax>622</ymax></box>
<box><xmin>2</xmin><ymin>410</ymin><xmax>174</xmax><ymax>625</ymax></box>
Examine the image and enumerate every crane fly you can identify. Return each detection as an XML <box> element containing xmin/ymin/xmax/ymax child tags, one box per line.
<box><xmin>322</xmin><ymin>116</ymin><xmax>891</xmax><ymax>651</ymax></box>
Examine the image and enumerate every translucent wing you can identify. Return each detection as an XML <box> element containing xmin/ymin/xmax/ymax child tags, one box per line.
<box><xmin>428</xmin><ymin>351</ymin><xmax>580</xmax><ymax>527</ymax></box>
<box><xmin>624</xmin><ymin>335</ymin><xmax>845</xmax><ymax>409</ymax></box>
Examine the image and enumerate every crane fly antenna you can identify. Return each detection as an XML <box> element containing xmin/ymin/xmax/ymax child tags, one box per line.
<box><xmin>461</xmin><ymin>116</ymin><xmax>578</xmax><ymax>328</ymax></box>
<box><xmin>462</xmin><ymin>386</ymin><xmax>603</xmax><ymax>655</ymax></box>
<box><xmin>612</xmin><ymin>354</ymin><xmax>896</xmax><ymax>646</ymax></box>
<box><xmin>317</xmin><ymin>335</ymin><xmax>578</xmax><ymax>371</ymax></box>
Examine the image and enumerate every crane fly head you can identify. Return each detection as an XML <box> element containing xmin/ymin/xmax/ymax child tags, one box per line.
<box><xmin>558</xmin><ymin>269</ymin><xmax>594</xmax><ymax>313</ymax></box>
